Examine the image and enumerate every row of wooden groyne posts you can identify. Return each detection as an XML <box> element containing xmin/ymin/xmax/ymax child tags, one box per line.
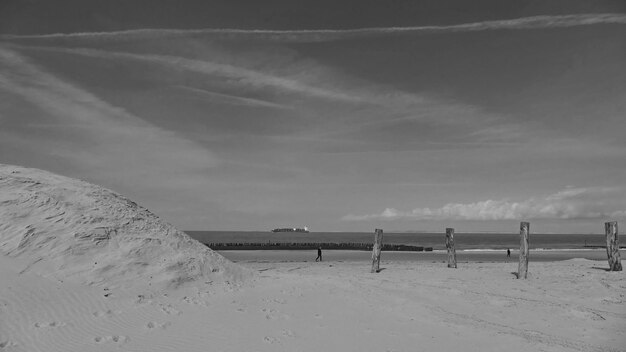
<box><xmin>392</xmin><ymin>221</ymin><xmax>622</xmax><ymax>278</ymax></box>
<box><xmin>204</xmin><ymin>221</ymin><xmax>623</xmax><ymax>277</ymax></box>
<box><xmin>204</xmin><ymin>242</ymin><xmax>434</xmax><ymax>252</ymax></box>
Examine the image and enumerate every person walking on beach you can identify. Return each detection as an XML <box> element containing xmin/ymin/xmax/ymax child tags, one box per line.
<box><xmin>507</xmin><ymin>248</ymin><xmax>511</xmax><ymax>258</ymax></box>
<box><xmin>316</xmin><ymin>247</ymin><xmax>322</xmax><ymax>262</ymax></box>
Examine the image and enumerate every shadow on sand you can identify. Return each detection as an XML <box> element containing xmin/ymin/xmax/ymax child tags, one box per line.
<box><xmin>511</xmin><ymin>271</ymin><xmax>532</xmax><ymax>279</ymax></box>
<box><xmin>591</xmin><ymin>266</ymin><xmax>611</xmax><ymax>272</ymax></box>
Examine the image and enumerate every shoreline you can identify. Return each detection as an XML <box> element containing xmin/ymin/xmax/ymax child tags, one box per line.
<box><xmin>218</xmin><ymin>248</ymin><xmax>612</xmax><ymax>264</ymax></box>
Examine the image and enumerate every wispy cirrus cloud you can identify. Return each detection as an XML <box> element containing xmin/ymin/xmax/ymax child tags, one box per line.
<box><xmin>175</xmin><ymin>85</ymin><xmax>292</xmax><ymax>110</ymax></box>
<box><xmin>7</xmin><ymin>44</ymin><xmax>510</xmax><ymax>135</ymax></box>
<box><xmin>2</xmin><ymin>13</ymin><xmax>625</xmax><ymax>43</ymax></box>
<box><xmin>0</xmin><ymin>46</ymin><xmax>217</xmax><ymax>191</ymax></box>
<box><xmin>12</xmin><ymin>46</ymin><xmax>366</xmax><ymax>104</ymax></box>
<box><xmin>342</xmin><ymin>187</ymin><xmax>626</xmax><ymax>222</ymax></box>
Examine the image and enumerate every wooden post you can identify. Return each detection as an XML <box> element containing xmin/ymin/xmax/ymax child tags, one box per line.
<box><xmin>605</xmin><ymin>222</ymin><xmax>622</xmax><ymax>271</ymax></box>
<box><xmin>446</xmin><ymin>228</ymin><xmax>457</xmax><ymax>268</ymax></box>
<box><xmin>371</xmin><ymin>228</ymin><xmax>383</xmax><ymax>273</ymax></box>
<box><xmin>518</xmin><ymin>222</ymin><xmax>530</xmax><ymax>279</ymax></box>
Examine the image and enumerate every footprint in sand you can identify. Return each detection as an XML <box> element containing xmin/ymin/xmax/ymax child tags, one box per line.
<box><xmin>34</xmin><ymin>321</ymin><xmax>65</xmax><ymax>328</ymax></box>
<box><xmin>135</xmin><ymin>294</ymin><xmax>154</xmax><ymax>305</ymax></box>
<box><xmin>263</xmin><ymin>336</ymin><xmax>280</xmax><ymax>344</ymax></box>
<box><xmin>181</xmin><ymin>295</ymin><xmax>206</xmax><ymax>306</ymax></box>
<box><xmin>0</xmin><ymin>340</ymin><xmax>17</xmax><ymax>350</ymax></box>
<box><xmin>280</xmin><ymin>288</ymin><xmax>303</xmax><ymax>297</ymax></box>
<box><xmin>92</xmin><ymin>309</ymin><xmax>122</xmax><ymax>318</ymax></box>
<box><xmin>261</xmin><ymin>308</ymin><xmax>278</xmax><ymax>320</ymax></box>
<box><xmin>146</xmin><ymin>321</ymin><xmax>172</xmax><ymax>330</ymax></box>
<box><xmin>261</xmin><ymin>297</ymin><xmax>287</xmax><ymax>305</ymax></box>
<box><xmin>230</xmin><ymin>300</ymin><xmax>247</xmax><ymax>313</ymax></box>
<box><xmin>158</xmin><ymin>303</ymin><xmax>181</xmax><ymax>315</ymax></box>
<box><xmin>281</xmin><ymin>329</ymin><xmax>296</xmax><ymax>338</ymax></box>
<box><xmin>94</xmin><ymin>335</ymin><xmax>129</xmax><ymax>344</ymax></box>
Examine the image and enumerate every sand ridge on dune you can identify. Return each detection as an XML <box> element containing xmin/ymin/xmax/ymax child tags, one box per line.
<box><xmin>0</xmin><ymin>164</ymin><xmax>250</xmax><ymax>289</ymax></box>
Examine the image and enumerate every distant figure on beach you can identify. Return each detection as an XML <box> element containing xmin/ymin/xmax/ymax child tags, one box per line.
<box><xmin>316</xmin><ymin>247</ymin><xmax>322</xmax><ymax>262</ymax></box>
<box><xmin>507</xmin><ymin>248</ymin><xmax>511</xmax><ymax>258</ymax></box>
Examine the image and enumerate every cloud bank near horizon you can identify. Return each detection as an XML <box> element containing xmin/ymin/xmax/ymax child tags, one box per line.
<box><xmin>342</xmin><ymin>187</ymin><xmax>626</xmax><ymax>222</ymax></box>
<box><xmin>2</xmin><ymin>13</ymin><xmax>625</xmax><ymax>43</ymax></box>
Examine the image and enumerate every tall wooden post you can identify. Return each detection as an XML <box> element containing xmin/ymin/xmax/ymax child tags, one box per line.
<box><xmin>371</xmin><ymin>228</ymin><xmax>383</xmax><ymax>273</ymax></box>
<box><xmin>446</xmin><ymin>228</ymin><xmax>457</xmax><ymax>268</ymax></box>
<box><xmin>605</xmin><ymin>222</ymin><xmax>622</xmax><ymax>271</ymax></box>
<box><xmin>518</xmin><ymin>222</ymin><xmax>530</xmax><ymax>279</ymax></box>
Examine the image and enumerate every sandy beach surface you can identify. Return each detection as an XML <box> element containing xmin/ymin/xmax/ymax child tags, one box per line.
<box><xmin>2</xmin><ymin>253</ymin><xmax>625</xmax><ymax>352</ymax></box>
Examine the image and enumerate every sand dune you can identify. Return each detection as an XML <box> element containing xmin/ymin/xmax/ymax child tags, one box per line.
<box><xmin>0</xmin><ymin>164</ymin><xmax>249</xmax><ymax>289</ymax></box>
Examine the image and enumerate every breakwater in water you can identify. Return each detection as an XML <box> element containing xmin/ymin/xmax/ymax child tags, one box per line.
<box><xmin>205</xmin><ymin>242</ymin><xmax>433</xmax><ymax>251</ymax></box>
<box><xmin>186</xmin><ymin>231</ymin><xmax>607</xmax><ymax>251</ymax></box>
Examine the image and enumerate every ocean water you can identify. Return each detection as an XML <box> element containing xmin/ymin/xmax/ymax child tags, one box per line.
<box><xmin>185</xmin><ymin>231</ymin><xmax>607</xmax><ymax>251</ymax></box>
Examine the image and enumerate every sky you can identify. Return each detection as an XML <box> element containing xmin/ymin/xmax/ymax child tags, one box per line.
<box><xmin>1</xmin><ymin>0</ymin><xmax>625</xmax><ymax>233</ymax></box>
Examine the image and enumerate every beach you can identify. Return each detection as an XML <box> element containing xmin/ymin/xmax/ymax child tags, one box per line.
<box><xmin>2</xmin><ymin>254</ymin><xmax>625</xmax><ymax>352</ymax></box>
<box><xmin>219</xmin><ymin>248</ymin><xmax>611</xmax><ymax>264</ymax></box>
<box><xmin>2</xmin><ymin>165</ymin><xmax>625</xmax><ymax>352</ymax></box>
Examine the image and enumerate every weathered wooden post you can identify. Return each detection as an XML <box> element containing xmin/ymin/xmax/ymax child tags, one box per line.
<box><xmin>371</xmin><ymin>228</ymin><xmax>383</xmax><ymax>273</ymax></box>
<box><xmin>605</xmin><ymin>222</ymin><xmax>622</xmax><ymax>271</ymax></box>
<box><xmin>518</xmin><ymin>222</ymin><xmax>530</xmax><ymax>279</ymax></box>
<box><xmin>446</xmin><ymin>228</ymin><xmax>457</xmax><ymax>268</ymax></box>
